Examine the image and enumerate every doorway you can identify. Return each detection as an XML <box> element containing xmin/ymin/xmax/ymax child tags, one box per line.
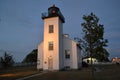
<box><xmin>48</xmin><ymin>57</ymin><xmax>53</xmax><ymax>70</ymax></box>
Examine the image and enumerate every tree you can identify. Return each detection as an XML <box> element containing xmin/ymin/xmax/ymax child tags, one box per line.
<box><xmin>22</xmin><ymin>49</ymin><xmax>37</xmax><ymax>63</ymax></box>
<box><xmin>0</xmin><ymin>52</ymin><xmax>14</xmax><ymax>68</ymax></box>
<box><xmin>81</xmin><ymin>13</ymin><xmax>109</xmax><ymax>62</ymax></box>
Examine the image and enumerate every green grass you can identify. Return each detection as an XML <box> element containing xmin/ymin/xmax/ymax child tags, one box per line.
<box><xmin>0</xmin><ymin>64</ymin><xmax>120</xmax><ymax>80</ymax></box>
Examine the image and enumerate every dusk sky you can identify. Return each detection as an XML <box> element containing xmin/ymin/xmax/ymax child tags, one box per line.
<box><xmin>0</xmin><ymin>0</ymin><xmax>120</xmax><ymax>62</ymax></box>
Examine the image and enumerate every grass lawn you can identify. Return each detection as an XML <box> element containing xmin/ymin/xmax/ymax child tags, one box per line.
<box><xmin>0</xmin><ymin>64</ymin><xmax>120</xmax><ymax>80</ymax></box>
<box><xmin>0</xmin><ymin>66</ymin><xmax>40</xmax><ymax>80</ymax></box>
<box><xmin>25</xmin><ymin>64</ymin><xmax>120</xmax><ymax>80</ymax></box>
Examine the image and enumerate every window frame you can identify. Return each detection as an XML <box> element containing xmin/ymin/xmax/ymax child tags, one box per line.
<box><xmin>65</xmin><ymin>50</ymin><xmax>70</xmax><ymax>59</ymax></box>
<box><xmin>48</xmin><ymin>41</ymin><xmax>54</xmax><ymax>50</ymax></box>
<box><xmin>49</xmin><ymin>25</ymin><xmax>54</xmax><ymax>33</ymax></box>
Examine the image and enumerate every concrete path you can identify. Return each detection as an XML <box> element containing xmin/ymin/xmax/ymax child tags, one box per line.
<box><xmin>16</xmin><ymin>71</ymin><xmax>49</xmax><ymax>80</ymax></box>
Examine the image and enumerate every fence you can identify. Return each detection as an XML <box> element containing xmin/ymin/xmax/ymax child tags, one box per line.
<box><xmin>13</xmin><ymin>62</ymin><xmax>37</xmax><ymax>67</ymax></box>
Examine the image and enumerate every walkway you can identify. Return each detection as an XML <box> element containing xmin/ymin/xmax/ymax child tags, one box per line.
<box><xmin>16</xmin><ymin>71</ymin><xmax>49</xmax><ymax>80</ymax></box>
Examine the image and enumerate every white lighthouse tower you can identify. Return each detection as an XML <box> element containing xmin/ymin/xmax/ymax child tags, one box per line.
<box><xmin>38</xmin><ymin>5</ymin><xmax>65</xmax><ymax>70</ymax></box>
<box><xmin>37</xmin><ymin>5</ymin><xmax>82</xmax><ymax>70</ymax></box>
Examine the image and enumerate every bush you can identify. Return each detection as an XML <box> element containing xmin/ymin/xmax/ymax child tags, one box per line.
<box><xmin>0</xmin><ymin>52</ymin><xmax>14</xmax><ymax>68</ymax></box>
<box><xmin>82</xmin><ymin>61</ymin><xmax>88</xmax><ymax>67</ymax></box>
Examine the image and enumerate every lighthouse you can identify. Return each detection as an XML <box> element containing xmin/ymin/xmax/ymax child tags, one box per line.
<box><xmin>37</xmin><ymin>5</ymin><xmax>82</xmax><ymax>70</ymax></box>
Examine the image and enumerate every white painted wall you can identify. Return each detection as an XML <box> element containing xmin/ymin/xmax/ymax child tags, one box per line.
<box><xmin>63</xmin><ymin>36</ymin><xmax>72</xmax><ymax>68</ymax></box>
<box><xmin>58</xmin><ymin>19</ymin><xmax>64</xmax><ymax>69</ymax></box>
<box><xmin>37</xmin><ymin>41</ymin><xmax>43</xmax><ymax>69</ymax></box>
<box><xmin>43</xmin><ymin>17</ymin><xmax>63</xmax><ymax>70</ymax></box>
<box><xmin>77</xmin><ymin>46</ymin><xmax>82</xmax><ymax>68</ymax></box>
<box><xmin>63</xmin><ymin>36</ymin><xmax>81</xmax><ymax>69</ymax></box>
<box><xmin>71</xmin><ymin>41</ymin><xmax>78</xmax><ymax>69</ymax></box>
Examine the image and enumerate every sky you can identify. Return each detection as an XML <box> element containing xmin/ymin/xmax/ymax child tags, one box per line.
<box><xmin>0</xmin><ymin>0</ymin><xmax>120</xmax><ymax>62</ymax></box>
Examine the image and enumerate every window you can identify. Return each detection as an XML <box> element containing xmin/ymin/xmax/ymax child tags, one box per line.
<box><xmin>65</xmin><ymin>50</ymin><xmax>70</xmax><ymax>59</ymax></box>
<box><xmin>49</xmin><ymin>25</ymin><xmax>54</xmax><ymax>33</ymax></box>
<box><xmin>48</xmin><ymin>42</ymin><xmax>53</xmax><ymax>50</ymax></box>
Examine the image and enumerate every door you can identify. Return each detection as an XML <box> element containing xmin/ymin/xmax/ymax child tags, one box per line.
<box><xmin>48</xmin><ymin>57</ymin><xmax>53</xmax><ymax>70</ymax></box>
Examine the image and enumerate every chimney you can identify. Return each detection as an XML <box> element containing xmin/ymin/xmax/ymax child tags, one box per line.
<box><xmin>64</xmin><ymin>34</ymin><xmax>69</xmax><ymax>37</ymax></box>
